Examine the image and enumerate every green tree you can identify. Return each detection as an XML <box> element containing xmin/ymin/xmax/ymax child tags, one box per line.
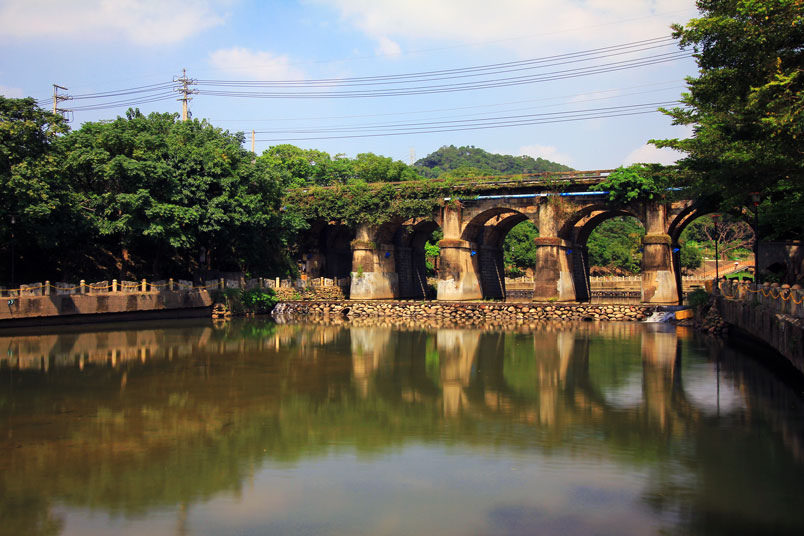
<box><xmin>259</xmin><ymin>146</ymin><xmax>421</xmax><ymax>186</ymax></box>
<box><xmin>587</xmin><ymin>217</ymin><xmax>645</xmax><ymax>274</ymax></box>
<box><xmin>679</xmin><ymin>240</ymin><xmax>703</xmax><ymax>273</ymax></box>
<box><xmin>415</xmin><ymin>145</ymin><xmax>572</xmax><ymax>178</ymax></box>
<box><xmin>352</xmin><ymin>152</ymin><xmax>419</xmax><ymax>182</ymax></box>
<box><xmin>0</xmin><ymin>97</ymin><xmax>80</xmax><ymax>283</ymax></box>
<box><xmin>653</xmin><ymin>0</ymin><xmax>804</xmax><ymax>238</ymax></box>
<box><xmin>502</xmin><ymin>221</ymin><xmax>539</xmax><ymax>276</ymax></box>
<box><xmin>60</xmin><ymin>110</ymin><xmax>292</xmax><ymax>278</ymax></box>
<box><xmin>591</xmin><ymin>164</ymin><xmax>667</xmax><ymax>204</ymax></box>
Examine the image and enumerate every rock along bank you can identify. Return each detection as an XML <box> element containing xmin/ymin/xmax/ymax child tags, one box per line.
<box><xmin>273</xmin><ymin>301</ymin><xmax>652</xmax><ymax>325</ymax></box>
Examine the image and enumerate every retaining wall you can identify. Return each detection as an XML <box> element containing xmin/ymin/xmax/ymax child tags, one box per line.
<box><xmin>0</xmin><ymin>290</ymin><xmax>213</xmax><ymax>328</ymax></box>
<box><xmin>717</xmin><ymin>296</ymin><xmax>804</xmax><ymax>375</ymax></box>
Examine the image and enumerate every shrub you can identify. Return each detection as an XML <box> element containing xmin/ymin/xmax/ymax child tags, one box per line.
<box><xmin>687</xmin><ymin>288</ymin><xmax>710</xmax><ymax>309</ymax></box>
<box><xmin>241</xmin><ymin>288</ymin><xmax>279</xmax><ymax>313</ymax></box>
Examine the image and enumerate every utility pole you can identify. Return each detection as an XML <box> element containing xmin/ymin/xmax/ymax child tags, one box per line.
<box><xmin>52</xmin><ymin>84</ymin><xmax>72</xmax><ymax>120</ymax></box>
<box><xmin>251</xmin><ymin>130</ymin><xmax>256</xmax><ymax>154</ymax></box>
<box><xmin>173</xmin><ymin>68</ymin><xmax>198</xmax><ymax>121</ymax></box>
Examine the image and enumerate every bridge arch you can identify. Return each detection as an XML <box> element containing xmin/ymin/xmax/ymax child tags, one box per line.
<box><xmin>298</xmin><ymin>220</ymin><xmax>354</xmax><ymax>279</ymax></box>
<box><xmin>395</xmin><ymin>218</ymin><xmax>442</xmax><ymax>299</ymax></box>
<box><xmin>667</xmin><ymin>202</ymin><xmax>757</xmax><ymax>300</ymax></box>
<box><xmin>568</xmin><ymin>207</ymin><xmax>645</xmax><ymax>302</ymax></box>
<box><xmin>458</xmin><ymin>208</ymin><xmax>535</xmax><ymax>299</ymax></box>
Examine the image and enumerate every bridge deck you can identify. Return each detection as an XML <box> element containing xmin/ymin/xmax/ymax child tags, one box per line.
<box><xmin>291</xmin><ymin>169</ymin><xmax>615</xmax><ymax>193</ymax></box>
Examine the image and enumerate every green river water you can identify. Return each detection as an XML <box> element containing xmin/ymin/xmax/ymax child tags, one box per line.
<box><xmin>1</xmin><ymin>318</ymin><xmax>803</xmax><ymax>535</ymax></box>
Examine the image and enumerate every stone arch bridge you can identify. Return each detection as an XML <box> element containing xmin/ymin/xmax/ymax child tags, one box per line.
<box><xmin>297</xmin><ymin>171</ymin><xmax>710</xmax><ymax>305</ymax></box>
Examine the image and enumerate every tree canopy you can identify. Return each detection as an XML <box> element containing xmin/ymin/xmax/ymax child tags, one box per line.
<box><xmin>59</xmin><ymin>110</ymin><xmax>294</xmax><ymax>277</ymax></box>
<box><xmin>1</xmin><ymin>101</ymin><xmax>296</xmax><ymax>282</ymax></box>
<box><xmin>258</xmin><ymin>144</ymin><xmax>420</xmax><ymax>187</ymax></box>
<box><xmin>653</xmin><ymin>0</ymin><xmax>804</xmax><ymax>238</ymax></box>
<box><xmin>0</xmin><ymin>97</ymin><xmax>80</xmax><ymax>280</ymax></box>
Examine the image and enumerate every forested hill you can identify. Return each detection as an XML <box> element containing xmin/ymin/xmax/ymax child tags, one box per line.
<box><xmin>415</xmin><ymin>145</ymin><xmax>573</xmax><ymax>178</ymax></box>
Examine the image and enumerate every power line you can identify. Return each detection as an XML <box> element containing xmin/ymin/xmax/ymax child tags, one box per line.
<box><xmin>70</xmin><ymin>82</ymin><xmax>175</xmax><ymax>99</ymax></box>
<box><xmin>254</xmin><ymin>101</ymin><xmax>679</xmax><ymax>135</ymax></box>
<box><xmin>255</xmin><ymin>104</ymin><xmax>683</xmax><ymax>142</ymax></box>
<box><xmin>210</xmin><ymin>83</ymin><xmax>684</xmax><ymax>126</ymax></box>
<box><xmin>198</xmin><ymin>51</ymin><xmax>690</xmax><ymax>99</ymax></box>
<box><xmin>70</xmin><ymin>92</ymin><xmax>177</xmax><ymax>111</ymax></box>
<box><xmin>197</xmin><ymin>36</ymin><xmax>675</xmax><ymax>87</ymax></box>
<box><xmin>29</xmin><ymin>35</ymin><xmax>690</xmax><ymax>121</ymax></box>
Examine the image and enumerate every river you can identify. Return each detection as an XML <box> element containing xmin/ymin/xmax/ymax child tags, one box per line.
<box><xmin>1</xmin><ymin>318</ymin><xmax>803</xmax><ymax>535</ymax></box>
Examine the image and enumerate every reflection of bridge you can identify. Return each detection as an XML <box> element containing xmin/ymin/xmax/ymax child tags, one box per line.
<box><xmin>349</xmin><ymin>322</ymin><xmax>700</xmax><ymax>436</ymax></box>
<box><xmin>297</xmin><ymin>173</ymin><xmax>718</xmax><ymax>304</ymax></box>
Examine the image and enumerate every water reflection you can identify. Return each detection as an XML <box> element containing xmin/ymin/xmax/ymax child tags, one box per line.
<box><xmin>1</xmin><ymin>319</ymin><xmax>803</xmax><ymax>535</ymax></box>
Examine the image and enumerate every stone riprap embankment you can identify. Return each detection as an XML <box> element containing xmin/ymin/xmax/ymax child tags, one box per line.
<box><xmin>273</xmin><ymin>301</ymin><xmax>651</xmax><ymax>326</ymax></box>
<box><xmin>275</xmin><ymin>286</ymin><xmax>346</xmax><ymax>301</ymax></box>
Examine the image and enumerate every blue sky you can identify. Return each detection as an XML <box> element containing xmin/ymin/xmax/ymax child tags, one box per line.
<box><xmin>0</xmin><ymin>0</ymin><xmax>699</xmax><ymax>170</ymax></box>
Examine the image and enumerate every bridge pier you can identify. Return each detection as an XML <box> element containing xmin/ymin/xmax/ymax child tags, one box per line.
<box><xmin>533</xmin><ymin>201</ymin><xmax>576</xmax><ymax>302</ymax></box>
<box><xmin>437</xmin><ymin>239</ymin><xmax>483</xmax><ymax>301</ymax></box>
<box><xmin>350</xmin><ymin>225</ymin><xmax>399</xmax><ymax>300</ymax></box>
<box><xmin>532</xmin><ymin>238</ymin><xmax>577</xmax><ymax>301</ymax></box>
<box><xmin>641</xmin><ymin>204</ymin><xmax>679</xmax><ymax>304</ymax></box>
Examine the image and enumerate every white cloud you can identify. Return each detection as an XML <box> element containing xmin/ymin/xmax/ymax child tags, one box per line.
<box><xmin>519</xmin><ymin>144</ymin><xmax>573</xmax><ymax>166</ymax></box>
<box><xmin>623</xmin><ymin>143</ymin><xmax>684</xmax><ymax>165</ymax></box>
<box><xmin>208</xmin><ymin>48</ymin><xmax>306</xmax><ymax>80</ymax></box>
<box><xmin>0</xmin><ymin>84</ymin><xmax>24</xmax><ymax>98</ymax></box>
<box><xmin>375</xmin><ymin>36</ymin><xmax>402</xmax><ymax>57</ymax></box>
<box><xmin>0</xmin><ymin>0</ymin><xmax>229</xmax><ymax>45</ymax></box>
<box><xmin>312</xmin><ymin>0</ymin><xmax>697</xmax><ymax>56</ymax></box>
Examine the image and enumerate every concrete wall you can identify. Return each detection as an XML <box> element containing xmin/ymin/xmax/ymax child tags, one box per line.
<box><xmin>717</xmin><ymin>296</ymin><xmax>804</xmax><ymax>375</ymax></box>
<box><xmin>1</xmin><ymin>290</ymin><xmax>213</xmax><ymax>327</ymax></box>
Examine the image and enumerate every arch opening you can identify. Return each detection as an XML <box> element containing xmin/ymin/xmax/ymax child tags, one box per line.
<box><xmin>298</xmin><ymin>221</ymin><xmax>355</xmax><ymax>279</ymax></box>
<box><xmin>672</xmin><ymin>212</ymin><xmax>756</xmax><ymax>301</ymax></box>
<box><xmin>572</xmin><ymin>211</ymin><xmax>645</xmax><ymax>303</ymax></box>
<box><xmin>460</xmin><ymin>208</ymin><xmax>535</xmax><ymax>300</ymax></box>
<box><xmin>396</xmin><ymin>220</ymin><xmax>442</xmax><ymax>299</ymax></box>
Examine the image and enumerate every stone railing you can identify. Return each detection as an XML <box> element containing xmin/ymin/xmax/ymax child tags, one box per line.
<box><xmin>0</xmin><ymin>276</ymin><xmax>351</xmax><ymax>298</ymax></box>
<box><xmin>718</xmin><ymin>279</ymin><xmax>804</xmax><ymax>319</ymax></box>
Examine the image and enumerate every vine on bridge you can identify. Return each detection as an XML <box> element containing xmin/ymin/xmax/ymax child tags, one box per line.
<box><xmin>282</xmin><ymin>171</ymin><xmax>602</xmax><ymax>226</ymax></box>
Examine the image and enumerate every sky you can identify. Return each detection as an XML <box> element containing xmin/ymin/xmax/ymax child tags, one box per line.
<box><xmin>0</xmin><ymin>0</ymin><xmax>700</xmax><ymax>171</ymax></box>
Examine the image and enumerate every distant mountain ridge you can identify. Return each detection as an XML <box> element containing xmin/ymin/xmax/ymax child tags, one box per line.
<box><xmin>414</xmin><ymin>145</ymin><xmax>573</xmax><ymax>178</ymax></box>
